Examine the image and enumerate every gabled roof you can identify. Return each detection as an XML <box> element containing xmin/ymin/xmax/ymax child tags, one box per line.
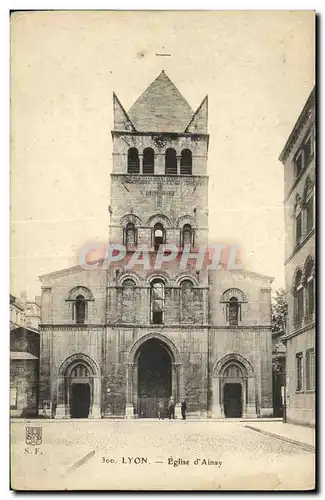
<box><xmin>128</xmin><ymin>71</ymin><xmax>194</xmax><ymax>133</ymax></box>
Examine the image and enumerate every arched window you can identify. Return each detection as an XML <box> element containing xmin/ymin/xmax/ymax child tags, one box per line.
<box><xmin>305</xmin><ymin>259</ymin><xmax>315</xmax><ymax>318</ymax></box>
<box><xmin>153</xmin><ymin>223</ymin><xmax>165</xmax><ymax>251</ymax></box>
<box><xmin>304</xmin><ymin>178</ymin><xmax>314</xmax><ymax>235</ymax></box>
<box><xmin>182</xmin><ymin>224</ymin><xmax>192</xmax><ymax>247</ymax></box>
<box><xmin>228</xmin><ymin>297</ymin><xmax>239</xmax><ymax>326</ymax></box>
<box><xmin>151</xmin><ymin>279</ymin><xmax>165</xmax><ymax>324</ymax></box>
<box><xmin>127</xmin><ymin>148</ymin><xmax>140</xmax><ymax>174</ymax></box>
<box><xmin>125</xmin><ymin>222</ymin><xmax>136</xmax><ymax>249</ymax></box>
<box><xmin>295</xmin><ymin>195</ymin><xmax>302</xmax><ymax>246</ymax></box>
<box><xmin>123</xmin><ymin>279</ymin><xmax>136</xmax><ymax>295</ymax></box>
<box><xmin>122</xmin><ymin>279</ymin><xmax>136</xmax><ymax>323</ymax></box>
<box><xmin>165</xmin><ymin>148</ymin><xmax>177</xmax><ymax>175</ymax></box>
<box><xmin>143</xmin><ymin>147</ymin><xmax>154</xmax><ymax>174</ymax></box>
<box><xmin>294</xmin><ymin>270</ymin><xmax>303</xmax><ymax>324</ymax></box>
<box><xmin>75</xmin><ymin>295</ymin><xmax>86</xmax><ymax>324</ymax></box>
<box><xmin>180</xmin><ymin>149</ymin><xmax>192</xmax><ymax>175</ymax></box>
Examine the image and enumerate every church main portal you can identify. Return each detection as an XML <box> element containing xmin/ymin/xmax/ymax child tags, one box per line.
<box><xmin>137</xmin><ymin>339</ymin><xmax>172</xmax><ymax>418</ymax></box>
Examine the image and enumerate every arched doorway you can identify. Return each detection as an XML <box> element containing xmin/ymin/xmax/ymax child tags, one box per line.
<box><xmin>55</xmin><ymin>353</ymin><xmax>101</xmax><ymax>419</ymax></box>
<box><xmin>125</xmin><ymin>333</ymin><xmax>183</xmax><ymax>419</ymax></box>
<box><xmin>137</xmin><ymin>339</ymin><xmax>172</xmax><ymax>418</ymax></box>
<box><xmin>69</xmin><ymin>363</ymin><xmax>91</xmax><ymax>418</ymax></box>
<box><xmin>222</xmin><ymin>364</ymin><xmax>244</xmax><ymax>418</ymax></box>
<box><xmin>212</xmin><ymin>354</ymin><xmax>257</xmax><ymax>419</ymax></box>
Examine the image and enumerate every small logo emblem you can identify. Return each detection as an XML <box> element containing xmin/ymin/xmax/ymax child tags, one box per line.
<box><xmin>25</xmin><ymin>426</ymin><xmax>42</xmax><ymax>446</ymax></box>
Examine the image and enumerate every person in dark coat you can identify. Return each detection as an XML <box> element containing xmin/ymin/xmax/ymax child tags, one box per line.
<box><xmin>168</xmin><ymin>396</ymin><xmax>175</xmax><ymax>419</ymax></box>
<box><xmin>181</xmin><ymin>398</ymin><xmax>187</xmax><ymax>420</ymax></box>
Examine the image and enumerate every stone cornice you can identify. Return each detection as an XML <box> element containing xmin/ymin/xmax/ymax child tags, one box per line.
<box><xmin>111</xmin><ymin>130</ymin><xmax>209</xmax><ymax>139</ymax></box>
<box><xmin>40</xmin><ymin>324</ymin><xmax>105</xmax><ymax>331</ymax></box>
<box><xmin>226</xmin><ymin>268</ymin><xmax>274</xmax><ymax>283</ymax></box>
<box><xmin>39</xmin><ymin>260</ymin><xmax>105</xmax><ymax>281</ymax></box>
<box><xmin>210</xmin><ymin>326</ymin><xmax>272</xmax><ymax>331</ymax></box>
<box><xmin>284</xmin><ymin>228</ymin><xmax>315</xmax><ymax>266</ymax></box>
<box><xmin>40</xmin><ymin>323</ymin><xmax>271</xmax><ymax>331</ymax></box>
<box><xmin>279</xmin><ymin>87</ymin><xmax>315</xmax><ymax>163</ymax></box>
<box><xmin>281</xmin><ymin>321</ymin><xmax>315</xmax><ymax>343</ymax></box>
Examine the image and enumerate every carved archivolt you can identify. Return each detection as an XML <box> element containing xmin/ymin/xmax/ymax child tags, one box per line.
<box><xmin>120</xmin><ymin>213</ymin><xmax>142</xmax><ymax>226</ymax></box>
<box><xmin>175</xmin><ymin>272</ymin><xmax>199</xmax><ymax>286</ymax></box>
<box><xmin>67</xmin><ymin>286</ymin><xmax>93</xmax><ymax>301</ymax></box>
<box><xmin>146</xmin><ymin>213</ymin><xmax>172</xmax><ymax>228</ymax></box>
<box><xmin>145</xmin><ymin>270</ymin><xmax>171</xmax><ymax>285</ymax></box>
<box><xmin>128</xmin><ymin>332</ymin><xmax>180</xmax><ymax>364</ymax></box>
<box><xmin>176</xmin><ymin>214</ymin><xmax>197</xmax><ymax>228</ymax></box>
<box><xmin>220</xmin><ymin>288</ymin><xmax>247</xmax><ymax>303</ymax></box>
<box><xmin>58</xmin><ymin>353</ymin><xmax>100</xmax><ymax>377</ymax></box>
<box><xmin>117</xmin><ymin>270</ymin><xmax>143</xmax><ymax>286</ymax></box>
<box><xmin>213</xmin><ymin>353</ymin><xmax>254</xmax><ymax>378</ymax></box>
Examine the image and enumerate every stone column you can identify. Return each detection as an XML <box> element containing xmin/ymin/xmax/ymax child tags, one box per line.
<box><xmin>242</xmin><ymin>379</ymin><xmax>247</xmax><ymax>417</ymax></box>
<box><xmin>174</xmin><ymin>363</ymin><xmax>183</xmax><ymax>419</ymax></box>
<box><xmin>212</xmin><ymin>377</ymin><xmax>222</xmax><ymax>418</ymax></box>
<box><xmin>132</xmin><ymin>363</ymin><xmax>138</xmax><ymax>417</ymax></box>
<box><xmin>246</xmin><ymin>377</ymin><xmax>257</xmax><ymax>417</ymax></box>
<box><xmin>176</xmin><ymin>156</ymin><xmax>181</xmax><ymax>175</ymax></box>
<box><xmin>90</xmin><ymin>377</ymin><xmax>101</xmax><ymax>419</ymax></box>
<box><xmin>55</xmin><ymin>377</ymin><xmax>68</xmax><ymax>419</ymax></box>
<box><xmin>125</xmin><ymin>363</ymin><xmax>134</xmax><ymax>419</ymax></box>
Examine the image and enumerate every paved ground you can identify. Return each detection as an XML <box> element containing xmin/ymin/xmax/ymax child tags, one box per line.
<box><xmin>244</xmin><ymin>421</ymin><xmax>315</xmax><ymax>449</ymax></box>
<box><xmin>11</xmin><ymin>420</ymin><xmax>315</xmax><ymax>491</ymax></box>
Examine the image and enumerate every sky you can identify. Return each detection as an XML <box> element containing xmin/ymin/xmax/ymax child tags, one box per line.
<box><xmin>10</xmin><ymin>10</ymin><xmax>315</xmax><ymax>299</ymax></box>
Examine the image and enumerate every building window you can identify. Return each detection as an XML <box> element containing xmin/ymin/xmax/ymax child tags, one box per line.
<box><xmin>294</xmin><ymin>150</ymin><xmax>304</xmax><ymax>179</ymax></box>
<box><xmin>122</xmin><ymin>279</ymin><xmax>136</xmax><ymax>323</ymax></box>
<box><xmin>294</xmin><ymin>270</ymin><xmax>303</xmax><ymax>325</ymax></box>
<box><xmin>165</xmin><ymin>148</ymin><xmax>177</xmax><ymax>175</ymax></box>
<box><xmin>296</xmin><ymin>352</ymin><xmax>303</xmax><ymax>391</ymax></box>
<box><xmin>228</xmin><ymin>297</ymin><xmax>240</xmax><ymax>326</ymax></box>
<box><xmin>75</xmin><ymin>295</ymin><xmax>86</xmax><ymax>324</ymax></box>
<box><xmin>143</xmin><ymin>147</ymin><xmax>154</xmax><ymax>174</ymax></box>
<box><xmin>150</xmin><ymin>279</ymin><xmax>165</xmax><ymax>324</ymax></box>
<box><xmin>305</xmin><ymin>259</ymin><xmax>315</xmax><ymax>317</ymax></box>
<box><xmin>306</xmin><ymin>348</ymin><xmax>315</xmax><ymax>390</ymax></box>
<box><xmin>125</xmin><ymin>222</ymin><xmax>136</xmax><ymax>249</ymax></box>
<box><xmin>295</xmin><ymin>195</ymin><xmax>302</xmax><ymax>246</ymax></box>
<box><xmin>180</xmin><ymin>149</ymin><xmax>192</xmax><ymax>175</ymax></box>
<box><xmin>303</xmin><ymin>130</ymin><xmax>314</xmax><ymax>167</ymax></box>
<box><xmin>182</xmin><ymin>224</ymin><xmax>193</xmax><ymax>248</ymax></box>
<box><xmin>293</xmin><ymin>128</ymin><xmax>314</xmax><ymax>182</ymax></box>
<box><xmin>127</xmin><ymin>148</ymin><xmax>140</xmax><ymax>174</ymax></box>
<box><xmin>304</xmin><ymin>178</ymin><xmax>314</xmax><ymax>235</ymax></box>
<box><xmin>153</xmin><ymin>223</ymin><xmax>165</xmax><ymax>251</ymax></box>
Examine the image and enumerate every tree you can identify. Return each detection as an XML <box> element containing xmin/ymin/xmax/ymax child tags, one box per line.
<box><xmin>271</xmin><ymin>287</ymin><xmax>287</xmax><ymax>334</ymax></box>
<box><xmin>271</xmin><ymin>288</ymin><xmax>287</xmax><ymax>417</ymax></box>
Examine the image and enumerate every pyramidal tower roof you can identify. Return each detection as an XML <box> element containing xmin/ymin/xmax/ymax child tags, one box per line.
<box><xmin>128</xmin><ymin>71</ymin><xmax>194</xmax><ymax>133</ymax></box>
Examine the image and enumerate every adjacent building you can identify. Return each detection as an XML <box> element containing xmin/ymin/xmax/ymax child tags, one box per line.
<box><xmin>38</xmin><ymin>72</ymin><xmax>274</xmax><ymax>420</ymax></box>
<box><xmin>279</xmin><ymin>87</ymin><xmax>315</xmax><ymax>426</ymax></box>
<box><xmin>10</xmin><ymin>294</ymin><xmax>41</xmax><ymax>417</ymax></box>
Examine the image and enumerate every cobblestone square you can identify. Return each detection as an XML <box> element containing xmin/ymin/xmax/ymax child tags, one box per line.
<box><xmin>11</xmin><ymin>420</ymin><xmax>315</xmax><ymax>490</ymax></box>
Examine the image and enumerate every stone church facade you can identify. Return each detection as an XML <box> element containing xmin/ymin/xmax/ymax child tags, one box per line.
<box><xmin>38</xmin><ymin>72</ymin><xmax>273</xmax><ymax>420</ymax></box>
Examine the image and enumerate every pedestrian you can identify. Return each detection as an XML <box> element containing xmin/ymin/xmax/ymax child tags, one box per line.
<box><xmin>181</xmin><ymin>398</ymin><xmax>187</xmax><ymax>420</ymax></box>
<box><xmin>157</xmin><ymin>400</ymin><xmax>164</xmax><ymax>420</ymax></box>
<box><xmin>168</xmin><ymin>396</ymin><xmax>175</xmax><ymax>420</ymax></box>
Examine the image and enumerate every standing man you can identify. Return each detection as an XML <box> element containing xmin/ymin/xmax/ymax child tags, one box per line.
<box><xmin>181</xmin><ymin>398</ymin><xmax>187</xmax><ymax>420</ymax></box>
<box><xmin>157</xmin><ymin>400</ymin><xmax>164</xmax><ymax>420</ymax></box>
<box><xmin>168</xmin><ymin>396</ymin><xmax>175</xmax><ymax>420</ymax></box>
